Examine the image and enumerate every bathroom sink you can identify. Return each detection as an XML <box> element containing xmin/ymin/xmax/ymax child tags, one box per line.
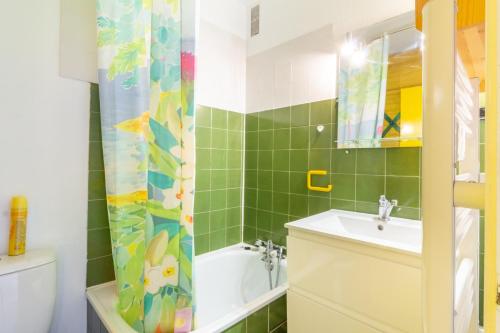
<box><xmin>285</xmin><ymin>209</ymin><xmax>422</xmax><ymax>255</ymax></box>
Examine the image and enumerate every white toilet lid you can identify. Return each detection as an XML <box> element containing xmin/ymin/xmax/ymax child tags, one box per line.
<box><xmin>0</xmin><ymin>249</ymin><xmax>56</xmax><ymax>276</ymax></box>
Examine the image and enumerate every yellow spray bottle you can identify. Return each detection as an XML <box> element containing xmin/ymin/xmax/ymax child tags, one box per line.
<box><xmin>8</xmin><ymin>196</ymin><xmax>27</xmax><ymax>256</ymax></box>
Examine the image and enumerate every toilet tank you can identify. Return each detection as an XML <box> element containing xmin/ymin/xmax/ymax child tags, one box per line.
<box><xmin>0</xmin><ymin>249</ymin><xmax>56</xmax><ymax>333</ymax></box>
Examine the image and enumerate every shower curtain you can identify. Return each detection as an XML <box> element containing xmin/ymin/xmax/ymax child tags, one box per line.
<box><xmin>337</xmin><ymin>36</ymin><xmax>389</xmax><ymax>148</ymax></box>
<box><xmin>96</xmin><ymin>0</ymin><xmax>195</xmax><ymax>332</ymax></box>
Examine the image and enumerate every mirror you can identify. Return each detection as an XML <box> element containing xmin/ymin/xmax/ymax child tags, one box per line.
<box><xmin>337</xmin><ymin>14</ymin><xmax>423</xmax><ymax>148</ymax></box>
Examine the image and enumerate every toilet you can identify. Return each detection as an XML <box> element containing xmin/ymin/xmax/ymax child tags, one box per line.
<box><xmin>0</xmin><ymin>249</ymin><xmax>56</xmax><ymax>333</ymax></box>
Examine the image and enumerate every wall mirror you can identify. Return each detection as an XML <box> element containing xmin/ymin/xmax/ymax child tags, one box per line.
<box><xmin>336</xmin><ymin>13</ymin><xmax>424</xmax><ymax>148</ymax></box>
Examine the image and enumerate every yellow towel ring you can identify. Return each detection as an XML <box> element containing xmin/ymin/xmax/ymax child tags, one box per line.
<box><xmin>307</xmin><ymin>170</ymin><xmax>333</xmax><ymax>193</ymax></box>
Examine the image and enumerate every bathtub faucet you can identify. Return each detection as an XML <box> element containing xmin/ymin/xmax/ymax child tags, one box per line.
<box><xmin>378</xmin><ymin>195</ymin><xmax>398</xmax><ymax>222</ymax></box>
<box><xmin>255</xmin><ymin>239</ymin><xmax>286</xmax><ymax>290</ymax></box>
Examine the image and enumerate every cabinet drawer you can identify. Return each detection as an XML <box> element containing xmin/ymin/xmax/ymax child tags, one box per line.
<box><xmin>288</xmin><ymin>290</ymin><xmax>383</xmax><ymax>333</ymax></box>
<box><xmin>287</xmin><ymin>235</ymin><xmax>422</xmax><ymax>332</ymax></box>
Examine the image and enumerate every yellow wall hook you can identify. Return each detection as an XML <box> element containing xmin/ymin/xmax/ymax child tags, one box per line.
<box><xmin>307</xmin><ymin>170</ymin><xmax>332</xmax><ymax>192</ymax></box>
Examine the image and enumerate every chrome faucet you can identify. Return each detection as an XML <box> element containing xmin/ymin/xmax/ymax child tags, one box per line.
<box><xmin>378</xmin><ymin>195</ymin><xmax>398</xmax><ymax>222</ymax></box>
<box><xmin>254</xmin><ymin>239</ymin><xmax>286</xmax><ymax>290</ymax></box>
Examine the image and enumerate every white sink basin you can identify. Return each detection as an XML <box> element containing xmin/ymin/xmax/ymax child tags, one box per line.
<box><xmin>285</xmin><ymin>209</ymin><xmax>422</xmax><ymax>255</ymax></box>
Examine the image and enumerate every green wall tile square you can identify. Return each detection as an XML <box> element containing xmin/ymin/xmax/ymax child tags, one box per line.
<box><xmin>227</xmin><ymin>207</ymin><xmax>242</xmax><ymax>227</ymax></box>
<box><xmin>87</xmin><ymin>228</ymin><xmax>111</xmax><ymax>259</ymax></box>
<box><xmin>291</xmin><ymin>103</ymin><xmax>309</xmax><ymax>127</ymax></box>
<box><xmin>223</xmin><ymin>319</ymin><xmax>247</xmax><ymax>333</ymax></box>
<box><xmin>480</xmin><ymin>119</ymin><xmax>485</xmax><ymax>144</ymax></box>
<box><xmin>271</xmin><ymin>229</ymin><xmax>287</xmax><ymax>246</ymax></box>
<box><xmin>290</xmin><ymin>149</ymin><xmax>308</xmax><ymax>172</ymax></box>
<box><xmin>258</xmin><ymin>110</ymin><xmax>274</xmax><ymax>130</ymax></box>
<box><xmin>245</xmin><ymin>189</ymin><xmax>257</xmax><ymax>208</ymax></box>
<box><xmin>273</xmin><ymin>171</ymin><xmax>290</xmax><ymax>193</ymax></box>
<box><xmin>246</xmin><ymin>114</ymin><xmax>258</xmax><ymax>131</ymax></box>
<box><xmin>210</xmin><ymin>190</ymin><xmax>226</xmax><ymax>210</ymax></box>
<box><xmin>273</xmin><ymin>192</ymin><xmax>289</xmax><ymax>215</ymax></box>
<box><xmin>89</xmin><ymin>141</ymin><xmax>104</xmax><ymax>171</ymax></box>
<box><xmin>310</xmin><ymin>124</ymin><xmax>332</xmax><ymax>149</ymax></box>
<box><xmin>331</xmin><ymin>199</ymin><xmax>355</xmax><ymax>211</ymax></box>
<box><xmin>257</xmin><ymin>170</ymin><xmax>273</xmax><ymax>191</ymax></box>
<box><xmin>212</xmin><ymin>108</ymin><xmax>227</xmax><ymax>129</ymax></box>
<box><xmin>228</xmin><ymin>150</ymin><xmax>242</xmax><ymax>169</ymax></box>
<box><xmin>480</xmin><ymin>144</ymin><xmax>485</xmax><ymax>173</ymax></box>
<box><xmin>210</xmin><ymin>232</ymin><xmax>226</xmax><ymax>251</ymax></box>
<box><xmin>256</xmin><ymin>229</ymin><xmax>271</xmax><ymax>242</ymax></box>
<box><xmin>244</xmin><ymin>207</ymin><xmax>257</xmax><ymax>228</ymax></box>
<box><xmin>356</xmin><ymin>175</ymin><xmax>384</xmax><ymax>202</ymax></box>
<box><xmin>211</xmin><ymin>170</ymin><xmax>227</xmax><ymax>190</ymax></box>
<box><xmin>228</xmin><ymin>131</ymin><xmax>243</xmax><ymax>150</ymax></box>
<box><xmin>386</xmin><ymin>148</ymin><xmax>420</xmax><ymax>176</ymax></box>
<box><xmin>226</xmin><ymin>226</ymin><xmax>241</xmax><ymax>245</ymax></box>
<box><xmin>196</xmin><ymin>105</ymin><xmax>211</xmax><ymax>127</ymax></box>
<box><xmin>210</xmin><ymin>210</ymin><xmax>226</xmax><ymax>231</ymax></box>
<box><xmin>480</xmin><ymin>216</ymin><xmax>485</xmax><ymax>253</ymax></box>
<box><xmin>273</xmin><ymin>150</ymin><xmax>290</xmax><ymax>171</ymax></box>
<box><xmin>357</xmin><ymin>148</ymin><xmax>385</xmax><ymax>175</ymax></box>
<box><xmin>211</xmin><ymin>150</ymin><xmax>227</xmax><ymax>169</ymax></box>
<box><xmin>259</xmin><ymin>130</ymin><xmax>274</xmax><ymax>150</ymax></box>
<box><xmin>212</xmin><ymin>128</ymin><xmax>227</xmax><ymax>149</ymax></box>
<box><xmin>355</xmin><ymin>201</ymin><xmax>379</xmax><ymax>214</ymax></box>
<box><xmin>246</xmin><ymin>131</ymin><xmax>258</xmax><ymax>150</ymax></box>
<box><xmin>89</xmin><ymin>112</ymin><xmax>102</xmax><ymax>141</ymax></box>
<box><xmin>331</xmin><ymin>149</ymin><xmax>356</xmax><ymax>174</ymax></box>
<box><xmin>331</xmin><ymin>174</ymin><xmax>355</xmax><ymax>200</ymax></box>
<box><xmin>257</xmin><ymin>210</ymin><xmax>272</xmax><ymax>231</ymax></box>
<box><xmin>269</xmin><ymin>296</ymin><xmax>287</xmax><ymax>331</ymax></box>
<box><xmin>258</xmin><ymin>150</ymin><xmax>273</xmax><ymax>170</ymax></box>
<box><xmin>247</xmin><ymin>305</ymin><xmax>268</xmax><ymax>333</ymax></box>
<box><xmin>257</xmin><ymin>190</ymin><xmax>273</xmax><ymax>211</ymax></box>
<box><xmin>194</xmin><ymin>191</ymin><xmax>210</xmax><ymax>213</ymax></box>
<box><xmin>88</xmin><ymin>200</ymin><xmax>108</xmax><ymax>230</ymax></box>
<box><xmin>246</xmin><ymin>151</ymin><xmax>258</xmax><ymax>170</ymax></box>
<box><xmin>309</xmin><ymin>149</ymin><xmax>330</xmax><ymax>170</ymax></box>
<box><xmin>243</xmin><ymin>226</ymin><xmax>257</xmax><ymax>244</ymax></box>
<box><xmin>392</xmin><ymin>207</ymin><xmax>420</xmax><ymax>220</ymax></box>
<box><xmin>310</xmin><ymin>100</ymin><xmax>332</xmax><ymax>125</ymax></box>
<box><xmin>272</xmin><ymin>213</ymin><xmax>288</xmax><ymax>233</ymax></box>
<box><xmin>196</xmin><ymin>127</ymin><xmax>211</xmax><ymax>149</ymax></box>
<box><xmin>386</xmin><ymin>176</ymin><xmax>420</xmax><ymax>208</ymax></box>
<box><xmin>228</xmin><ymin>170</ymin><xmax>242</xmax><ymax>188</ymax></box>
<box><xmin>245</xmin><ymin>170</ymin><xmax>257</xmax><ymax>188</ymax></box>
<box><xmin>274</xmin><ymin>107</ymin><xmax>291</xmax><ymax>129</ymax></box>
<box><xmin>228</xmin><ymin>112</ymin><xmax>243</xmax><ymax>131</ymax></box>
<box><xmin>195</xmin><ymin>234</ymin><xmax>210</xmax><ymax>255</ymax></box>
<box><xmin>289</xmin><ymin>194</ymin><xmax>308</xmax><ymax>217</ymax></box>
<box><xmin>195</xmin><ymin>170</ymin><xmax>210</xmax><ymax>191</ymax></box>
<box><xmin>274</xmin><ymin>128</ymin><xmax>290</xmax><ymax>149</ymax></box>
<box><xmin>308</xmin><ymin>196</ymin><xmax>330</xmax><ymax>215</ymax></box>
<box><xmin>290</xmin><ymin>172</ymin><xmax>307</xmax><ymax>195</ymax></box>
<box><xmin>87</xmin><ymin>255</ymin><xmax>115</xmax><ymax>287</ymax></box>
<box><xmin>227</xmin><ymin>189</ymin><xmax>242</xmax><ymax>208</ymax></box>
<box><xmin>88</xmin><ymin>171</ymin><xmax>106</xmax><ymax>200</ymax></box>
<box><xmin>90</xmin><ymin>83</ymin><xmax>100</xmax><ymax>113</ymax></box>
<box><xmin>290</xmin><ymin>127</ymin><xmax>309</xmax><ymax>149</ymax></box>
<box><xmin>197</xmin><ymin>149</ymin><xmax>211</xmax><ymax>169</ymax></box>
<box><xmin>194</xmin><ymin>212</ymin><xmax>209</xmax><ymax>235</ymax></box>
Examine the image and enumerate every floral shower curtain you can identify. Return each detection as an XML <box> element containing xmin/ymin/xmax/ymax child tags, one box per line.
<box><xmin>96</xmin><ymin>0</ymin><xmax>195</xmax><ymax>332</ymax></box>
<box><xmin>337</xmin><ymin>36</ymin><xmax>389</xmax><ymax>148</ymax></box>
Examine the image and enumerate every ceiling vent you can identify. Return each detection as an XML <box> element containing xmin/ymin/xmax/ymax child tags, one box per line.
<box><xmin>251</xmin><ymin>5</ymin><xmax>260</xmax><ymax>37</ymax></box>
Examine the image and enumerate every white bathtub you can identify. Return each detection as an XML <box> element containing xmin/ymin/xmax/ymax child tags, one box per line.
<box><xmin>87</xmin><ymin>243</ymin><xmax>288</xmax><ymax>333</ymax></box>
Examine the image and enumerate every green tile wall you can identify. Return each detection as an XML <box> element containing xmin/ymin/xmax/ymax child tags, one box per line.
<box><xmin>194</xmin><ymin>106</ymin><xmax>244</xmax><ymax>255</ymax></box>
<box><xmin>87</xmin><ymin>84</ymin><xmax>115</xmax><ymax>287</ymax></box>
<box><xmin>223</xmin><ymin>295</ymin><xmax>287</xmax><ymax>333</ymax></box>
<box><xmin>479</xmin><ymin>117</ymin><xmax>485</xmax><ymax>326</ymax></box>
<box><xmin>244</xmin><ymin>99</ymin><xmax>422</xmax><ymax>245</ymax></box>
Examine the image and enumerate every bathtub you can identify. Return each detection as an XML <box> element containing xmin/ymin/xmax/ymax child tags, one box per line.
<box><xmin>87</xmin><ymin>243</ymin><xmax>288</xmax><ymax>333</ymax></box>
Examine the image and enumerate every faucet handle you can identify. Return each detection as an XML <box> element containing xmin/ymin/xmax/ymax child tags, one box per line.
<box><xmin>390</xmin><ymin>199</ymin><xmax>398</xmax><ymax>207</ymax></box>
<box><xmin>379</xmin><ymin>195</ymin><xmax>387</xmax><ymax>205</ymax></box>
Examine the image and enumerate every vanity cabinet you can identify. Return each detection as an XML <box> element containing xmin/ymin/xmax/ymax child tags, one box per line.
<box><xmin>285</xmin><ymin>211</ymin><xmax>423</xmax><ymax>333</ymax></box>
